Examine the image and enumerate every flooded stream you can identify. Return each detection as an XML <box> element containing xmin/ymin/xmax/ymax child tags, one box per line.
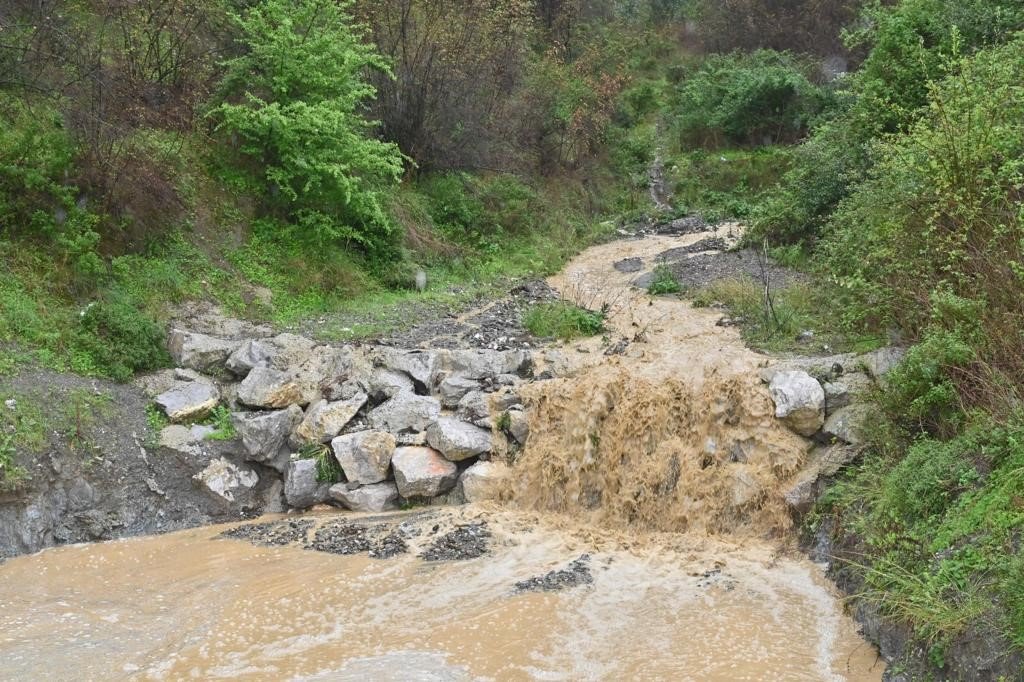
<box><xmin>0</xmin><ymin>228</ymin><xmax>885</xmax><ymax>680</ymax></box>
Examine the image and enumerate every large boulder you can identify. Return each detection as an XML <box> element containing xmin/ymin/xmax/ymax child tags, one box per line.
<box><xmin>821</xmin><ymin>373</ymin><xmax>873</xmax><ymax>415</ymax></box>
<box><xmin>237</xmin><ymin>367</ymin><xmax>303</xmax><ymax>409</ymax></box>
<box><xmin>154</xmin><ymin>381</ymin><xmax>220</xmax><ymax>423</ymax></box>
<box><xmin>168</xmin><ymin>330</ymin><xmax>239</xmax><ymax>373</ymax></box>
<box><xmin>442</xmin><ymin>349</ymin><xmax>533</xmax><ymax>380</ymax></box>
<box><xmin>233</xmin><ymin>405</ymin><xmax>303</xmax><ymax>472</ymax></box>
<box><xmin>331</xmin><ymin>431</ymin><xmax>396</xmax><ymax>485</ymax></box>
<box><xmin>504</xmin><ymin>409</ymin><xmax>530</xmax><ymax>446</ymax></box>
<box><xmin>426</xmin><ymin>418</ymin><xmax>492</xmax><ymax>462</ymax></box>
<box><xmin>439</xmin><ymin>375</ymin><xmax>480</xmax><ymax>408</ymax></box>
<box><xmin>456</xmin><ymin>390</ymin><xmax>521</xmax><ymax>429</ymax></box>
<box><xmin>459</xmin><ymin>460</ymin><xmax>509</xmax><ymax>502</ymax></box>
<box><xmin>391</xmin><ymin>446</ymin><xmax>458</xmax><ymax>498</ymax></box>
<box><xmin>328</xmin><ymin>481</ymin><xmax>400</xmax><ymax>512</ymax></box>
<box><xmin>370</xmin><ymin>348</ymin><xmax>439</xmax><ymax>391</ymax></box>
<box><xmin>768</xmin><ymin>371</ymin><xmax>825</xmax><ymax>437</ymax></box>
<box><xmin>368</xmin><ymin>393</ymin><xmax>441</xmax><ymax>434</ymax></box>
<box><xmin>193</xmin><ymin>457</ymin><xmax>259</xmax><ymax>504</ymax></box>
<box><xmin>367</xmin><ymin>369</ymin><xmax>415</xmax><ymax>402</ymax></box>
<box><xmin>226</xmin><ymin>339</ymin><xmax>274</xmax><ymax>376</ymax></box>
<box><xmin>284</xmin><ymin>458</ymin><xmax>329</xmax><ymax>509</ymax></box>
<box><xmin>294</xmin><ymin>394</ymin><xmax>367</xmax><ymax>444</ymax></box>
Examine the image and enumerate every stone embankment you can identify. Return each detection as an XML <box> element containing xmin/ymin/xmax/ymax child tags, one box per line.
<box><xmin>146</xmin><ymin>329</ymin><xmax>540</xmax><ymax>515</ymax></box>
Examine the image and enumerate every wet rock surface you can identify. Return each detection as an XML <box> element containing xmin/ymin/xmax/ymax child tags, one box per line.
<box><xmin>420</xmin><ymin>522</ymin><xmax>491</xmax><ymax>561</ymax></box>
<box><xmin>514</xmin><ymin>555</ymin><xmax>593</xmax><ymax>592</ymax></box>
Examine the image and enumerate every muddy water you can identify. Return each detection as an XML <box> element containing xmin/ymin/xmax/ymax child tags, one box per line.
<box><xmin>0</xmin><ymin>508</ymin><xmax>882</xmax><ymax>681</ymax></box>
<box><xmin>0</xmin><ymin>231</ymin><xmax>885</xmax><ymax>680</ymax></box>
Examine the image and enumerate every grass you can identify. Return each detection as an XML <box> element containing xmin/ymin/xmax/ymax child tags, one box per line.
<box><xmin>203</xmin><ymin>405</ymin><xmax>237</xmax><ymax>441</ymax></box>
<box><xmin>523</xmin><ymin>301</ymin><xmax>606</xmax><ymax>341</ymax></box>
<box><xmin>299</xmin><ymin>442</ymin><xmax>343</xmax><ymax>484</ymax></box>
<box><xmin>664</xmin><ymin>146</ymin><xmax>792</xmax><ymax>221</ymax></box>
<box><xmin>647</xmin><ymin>265</ymin><xmax>682</xmax><ymax>295</ymax></box>
<box><xmin>689</xmin><ymin>277</ymin><xmax>882</xmax><ymax>353</ymax></box>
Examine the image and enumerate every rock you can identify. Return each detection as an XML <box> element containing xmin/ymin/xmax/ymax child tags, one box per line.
<box><xmin>328</xmin><ymin>481</ymin><xmax>400</xmax><ymax>512</ymax></box>
<box><xmin>367</xmin><ymin>393</ymin><xmax>441</xmax><ymax>434</ymax></box>
<box><xmin>768</xmin><ymin>371</ymin><xmax>825</xmax><ymax>437</ymax></box>
<box><xmin>154</xmin><ymin>381</ymin><xmax>220</xmax><ymax>423</ymax></box>
<box><xmin>168</xmin><ymin>329</ymin><xmax>239</xmax><ymax>373</ymax></box>
<box><xmin>459</xmin><ymin>460</ymin><xmax>509</xmax><ymax>502</ymax></box>
<box><xmin>857</xmin><ymin>347</ymin><xmax>906</xmax><ymax>382</ymax></box>
<box><xmin>331</xmin><ymin>431</ymin><xmax>395</xmax><ymax>485</ymax></box>
<box><xmin>613</xmin><ymin>257</ymin><xmax>644</xmax><ymax>273</ymax></box>
<box><xmin>443</xmin><ymin>349</ymin><xmax>533</xmax><ymax>380</ymax></box>
<box><xmin>783</xmin><ymin>444</ymin><xmax>860</xmax><ymax>514</ymax></box>
<box><xmin>456</xmin><ymin>390</ymin><xmax>491</xmax><ymax>425</ymax></box>
<box><xmin>193</xmin><ymin>458</ymin><xmax>258</xmax><ymax>504</ymax></box>
<box><xmin>822</xmin><ymin>373</ymin><xmax>873</xmax><ymax>415</ymax></box>
<box><xmin>371</xmin><ymin>348</ymin><xmax>439</xmax><ymax>391</ymax></box>
<box><xmin>226</xmin><ymin>339</ymin><xmax>274</xmax><ymax>376</ymax></box>
<box><xmin>439</xmin><ymin>375</ymin><xmax>480</xmax><ymax>408</ymax></box>
<box><xmin>730</xmin><ymin>466</ymin><xmax>761</xmax><ymax>508</ymax></box>
<box><xmin>284</xmin><ymin>458</ymin><xmax>329</xmax><ymax>509</ymax></box>
<box><xmin>504</xmin><ymin>409</ymin><xmax>530</xmax><ymax>445</ymax></box>
<box><xmin>822</xmin><ymin>405</ymin><xmax>869</xmax><ymax>445</ymax></box>
<box><xmin>367</xmin><ymin>370</ymin><xmax>415</xmax><ymax>402</ymax></box>
<box><xmin>294</xmin><ymin>394</ymin><xmax>367</xmax><ymax>444</ymax></box>
<box><xmin>237</xmin><ymin>367</ymin><xmax>303</xmax><ymax>409</ymax></box>
<box><xmin>391</xmin><ymin>446</ymin><xmax>458</xmax><ymax>498</ymax></box>
<box><xmin>233</xmin><ymin>405</ymin><xmax>303</xmax><ymax>472</ymax></box>
<box><xmin>426</xmin><ymin>418</ymin><xmax>492</xmax><ymax>462</ymax></box>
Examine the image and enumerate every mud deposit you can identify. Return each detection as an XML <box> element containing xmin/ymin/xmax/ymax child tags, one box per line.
<box><xmin>0</xmin><ymin>508</ymin><xmax>883</xmax><ymax>681</ymax></box>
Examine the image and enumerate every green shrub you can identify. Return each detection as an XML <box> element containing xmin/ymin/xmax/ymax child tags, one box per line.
<box><xmin>75</xmin><ymin>300</ymin><xmax>170</xmax><ymax>382</ymax></box>
<box><xmin>670</xmin><ymin>50</ymin><xmax>831</xmax><ymax>148</ymax></box>
<box><xmin>647</xmin><ymin>265</ymin><xmax>682</xmax><ymax>295</ymax></box>
<box><xmin>523</xmin><ymin>301</ymin><xmax>605</xmax><ymax>340</ymax></box>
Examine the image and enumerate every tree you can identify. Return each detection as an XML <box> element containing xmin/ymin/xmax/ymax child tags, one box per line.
<box><xmin>212</xmin><ymin>0</ymin><xmax>404</xmax><ymax>249</ymax></box>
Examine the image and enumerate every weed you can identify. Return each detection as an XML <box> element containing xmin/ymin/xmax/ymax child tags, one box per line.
<box><xmin>523</xmin><ymin>301</ymin><xmax>606</xmax><ymax>340</ymax></box>
<box><xmin>647</xmin><ymin>265</ymin><xmax>682</xmax><ymax>295</ymax></box>
<box><xmin>146</xmin><ymin>404</ymin><xmax>169</xmax><ymax>433</ymax></box>
<box><xmin>203</xmin><ymin>405</ymin><xmax>237</xmax><ymax>441</ymax></box>
<box><xmin>300</xmin><ymin>442</ymin><xmax>343</xmax><ymax>484</ymax></box>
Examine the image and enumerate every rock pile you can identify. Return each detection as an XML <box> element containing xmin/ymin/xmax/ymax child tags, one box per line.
<box><xmin>148</xmin><ymin>329</ymin><xmax>534</xmax><ymax>515</ymax></box>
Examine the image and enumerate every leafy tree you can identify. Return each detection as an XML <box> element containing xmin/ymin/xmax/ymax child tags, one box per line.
<box><xmin>212</xmin><ymin>0</ymin><xmax>404</xmax><ymax>251</ymax></box>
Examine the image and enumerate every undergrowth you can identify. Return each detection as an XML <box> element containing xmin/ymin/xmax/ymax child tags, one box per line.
<box><xmin>523</xmin><ymin>301</ymin><xmax>606</xmax><ymax>341</ymax></box>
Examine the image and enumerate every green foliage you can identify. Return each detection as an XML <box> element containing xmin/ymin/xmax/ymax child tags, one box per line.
<box><xmin>212</xmin><ymin>0</ymin><xmax>404</xmax><ymax>253</ymax></box>
<box><xmin>145</xmin><ymin>403</ymin><xmax>169</xmax><ymax>433</ymax></box>
<box><xmin>667</xmin><ymin>146</ymin><xmax>791</xmax><ymax>220</ymax></box>
<box><xmin>203</xmin><ymin>405</ymin><xmax>237</xmax><ymax>441</ymax></box>
<box><xmin>647</xmin><ymin>265</ymin><xmax>682</xmax><ymax>295</ymax></box>
<box><xmin>670</xmin><ymin>51</ymin><xmax>831</xmax><ymax>148</ymax></box>
<box><xmin>523</xmin><ymin>301</ymin><xmax>606</xmax><ymax>340</ymax></box>
<box><xmin>300</xmin><ymin>442</ymin><xmax>342</xmax><ymax>484</ymax></box>
<box><xmin>74</xmin><ymin>299</ymin><xmax>171</xmax><ymax>382</ymax></box>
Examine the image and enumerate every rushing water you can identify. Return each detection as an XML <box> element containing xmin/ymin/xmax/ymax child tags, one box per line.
<box><xmin>0</xmin><ymin>229</ymin><xmax>885</xmax><ymax>680</ymax></box>
<box><xmin>0</xmin><ymin>508</ymin><xmax>882</xmax><ymax>681</ymax></box>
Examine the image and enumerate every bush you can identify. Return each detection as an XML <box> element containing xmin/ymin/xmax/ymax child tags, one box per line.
<box><xmin>669</xmin><ymin>51</ymin><xmax>831</xmax><ymax>148</ymax></box>
<box><xmin>647</xmin><ymin>265</ymin><xmax>682</xmax><ymax>295</ymax></box>
<box><xmin>75</xmin><ymin>300</ymin><xmax>170</xmax><ymax>382</ymax></box>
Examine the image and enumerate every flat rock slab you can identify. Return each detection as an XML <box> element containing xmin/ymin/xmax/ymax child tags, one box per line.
<box><xmin>514</xmin><ymin>555</ymin><xmax>594</xmax><ymax>592</ymax></box>
<box><xmin>155</xmin><ymin>381</ymin><xmax>220</xmax><ymax>423</ymax></box>
<box><xmin>420</xmin><ymin>522</ymin><xmax>490</xmax><ymax>561</ymax></box>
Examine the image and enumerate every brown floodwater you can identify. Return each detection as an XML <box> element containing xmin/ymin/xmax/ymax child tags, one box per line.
<box><xmin>0</xmin><ymin>508</ymin><xmax>883</xmax><ymax>681</ymax></box>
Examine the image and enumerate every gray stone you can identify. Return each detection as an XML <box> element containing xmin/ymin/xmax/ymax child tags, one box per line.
<box><xmin>331</xmin><ymin>431</ymin><xmax>395</xmax><ymax>484</ymax></box>
<box><xmin>237</xmin><ymin>367</ymin><xmax>303</xmax><ymax>409</ymax></box>
<box><xmin>226</xmin><ymin>339</ymin><xmax>274</xmax><ymax>376</ymax></box>
<box><xmin>822</xmin><ymin>373</ymin><xmax>873</xmax><ymax>415</ymax></box>
<box><xmin>460</xmin><ymin>460</ymin><xmax>509</xmax><ymax>502</ymax></box>
<box><xmin>155</xmin><ymin>381</ymin><xmax>220</xmax><ymax>423</ymax></box>
<box><xmin>233</xmin><ymin>405</ymin><xmax>303</xmax><ymax>471</ymax></box>
<box><xmin>368</xmin><ymin>393</ymin><xmax>441</xmax><ymax>434</ymax></box>
<box><xmin>822</xmin><ymin>405</ymin><xmax>869</xmax><ymax>445</ymax></box>
<box><xmin>857</xmin><ymin>347</ymin><xmax>906</xmax><ymax>382</ymax></box>
<box><xmin>505</xmin><ymin>409</ymin><xmax>530</xmax><ymax>445</ymax></box>
<box><xmin>66</xmin><ymin>478</ymin><xmax>96</xmax><ymax>511</ymax></box>
<box><xmin>426</xmin><ymin>418</ymin><xmax>492</xmax><ymax>462</ymax></box>
<box><xmin>328</xmin><ymin>481</ymin><xmax>400</xmax><ymax>512</ymax></box>
<box><xmin>367</xmin><ymin>369</ymin><xmax>415</xmax><ymax>402</ymax></box>
<box><xmin>456</xmin><ymin>390</ymin><xmax>491</xmax><ymax>425</ymax></box>
<box><xmin>193</xmin><ymin>457</ymin><xmax>258</xmax><ymax>504</ymax></box>
<box><xmin>439</xmin><ymin>375</ymin><xmax>480</xmax><ymax>408</ymax></box>
<box><xmin>284</xmin><ymin>458</ymin><xmax>329</xmax><ymax>509</ymax></box>
<box><xmin>168</xmin><ymin>329</ymin><xmax>239</xmax><ymax>373</ymax></box>
<box><xmin>614</xmin><ymin>257</ymin><xmax>644</xmax><ymax>273</ymax></box>
<box><xmin>294</xmin><ymin>394</ymin><xmax>367</xmax><ymax>444</ymax></box>
<box><xmin>768</xmin><ymin>370</ymin><xmax>825</xmax><ymax>437</ymax></box>
<box><xmin>783</xmin><ymin>444</ymin><xmax>860</xmax><ymax>514</ymax></box>
<box><xmin>392</xmin><ymin>446</ymin><xmax>458</xmax><ymax>498</ymax></box>
<box><xmin>443</xmin><ymin>349</ymin><xmax>533</xmax><ymax>380</ymax></box>
<box><xmin>371</xmin><ymin>348</ymin><xmax>439</xmax><ymax>391</ymax></box>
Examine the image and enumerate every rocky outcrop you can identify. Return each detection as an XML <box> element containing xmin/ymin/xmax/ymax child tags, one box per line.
<box><xmin>769</xmin><ymin>370</ymin><xmax>825</xmax><ymax>437</ymax></box>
